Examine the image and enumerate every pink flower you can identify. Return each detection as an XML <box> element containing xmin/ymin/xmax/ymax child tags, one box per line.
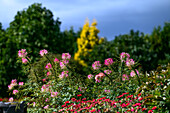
<box><xmin>59</xmin><ymin>61</ymin><xmax>66</xmax><ymax>69</ymax></box>
<box><xmin>92</xmin><ymin>61</ymin><xmax>101</xmax><ymax>70</ymax></box>
<box><xmin>126</xmin><ymin>59</ymin><xmax>135</xmax><ymax>67</ymax></box>
<box><xmin>8</xmin><ymin>79</ymin><xmax>17</xmax><ymax>90</ymax></box>
<box><xmin>33</xmin><ymin>102</ymin><xmax>36</xmax><ymax>107</ymax></box>
<box><xmin>18</xmin><ymin>49</ymin><xmax>27</xmax><ymax>58</ymax></box>
<box><xmin>44</xmin><ymin>105</ymin><xmax>49</xmax><ymax>109</ymax></box>
<box><xmin>39</xmin><ymin>49</ymin><xmax>48</xmax><ymax>56</ymax></box>
<box><xmin>122</xmin><ymin>74</ymin><xmax>129</xmax><ymax>81</ymax></box>
<box><xmin>105</xmin><ymin>90</ymin><xmax>110</xmax><ymax>93</ymax></box>
<box><xmin>19</xmin><ymin>82</ymin><xmax>24</xmax><ymax>86</ymax></box>
<box><xmin>131</xmin><ymin>107</ymin><xmax>135</xmax><ymax>111</ymax></box>
<box><xmin>8</xmin><ymin>85</ymin><xmax>13</xmax><ymax>90</ymax></box>
<box><xmin>104</xmin><ymin>70</ymin><xmax>112</xmax><ymax>75</ymax></box>
<box><xmin>59</xmin><ymin>71</ymin><xmax>69</xmax><ymax>79</ymax></box>
<box><xmin>62</xmin><ymin>53</ymin><xmax>71</xmax><ymax>60</ymax></box>
<box><xmin>104</xmin><ymin>58</ymin><xmax>114</xmax><ymax>66</ymax></box>
<box><xmin>95</xmin><ymin>73</ymin><xmax>105</xmax><ymax>83</ymax></box>
<box><xmin>22</xmin><ymin>58</ymin><xmax>28</xmax><ymax>64</ymax></box>
<box><xmin>41</xmin><ymin>84</ymin><xmax>49</xmax><ymax>92</ymax></box>
<box><xmin>51</xmin><ymin>92</ymin><xmax>58</xmax><ymax>97</ymax></box>
<box><xmin>11</xmin><ymin>79</ymin><xmax>17</xmax><ymax>84</ymax></box>
<box><xmin>42</xmin><ymin>78</ymin><xmax>46</xmax><ymax>82</ymax></box>
<box><xmin>13</xmin><ymin>90</ymin><xmax>19</xmax><ymax>94</ymax></box>
<box><xmin>45</xmin><ymin>63</ymin><xmax>52</xmax><ymax>69</ymax></box>
<box><xmin>54</xmin><ymin>58</ymin><xmax>59</xmax><ymax>63</ymax></box>
<box><xmin>45</xmin><ymin>98</ymin><xmax>49</xmax><ymax>102</ymax></box>
<box><xmin>120</xmin><ymin>52</ymin><xmax>130</xmax><ymax>62</ymax></box>
<box><xmin>9</xmin><ymin>97</ymin><xmax>13</xmax><ymax>102</ymax></box>
<box><xmin>130</xmin><ymin>69</ymin><xmax>139</xmax><ymax>77</ymax></box>
<box><xmin>47</xmin><ymin>71</ymin><xmax>51</xmax><ymax>76</ymax></box>
<box><xmin>88</xmin><ymin>74</ymin><xmax>94</xmax><ymax>79</ymax></box>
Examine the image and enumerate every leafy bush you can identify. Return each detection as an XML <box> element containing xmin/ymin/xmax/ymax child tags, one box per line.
<box><xmin>5</xmin><ymin>48</ymin><xmax>169</xmax><ymax>112</ymax></box>
<box><xmin>0</xmin><ymin>3</ymin><xmax>80</xmax><ymax>98</ymax></box>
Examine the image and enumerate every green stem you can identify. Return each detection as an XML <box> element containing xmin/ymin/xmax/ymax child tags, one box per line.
<box><xmin>133</xmin><ymin>67</ymin><xmax>141</xmax><ymax>85</ymax></box>
<box><xmin>119</xmin><ymin>61</ymin><xmax>123</xmax><ymax>82</ymax></box>
<box><xmin>26</xmin><ymin>57</ymin><xmax>39</xmax><ymax>83</ymax></box>
<box><xmin>44</xmin><ymin>54</ymin><xmax>57</xmax><ymax>77</ymax></box>
<box><xmin>99</xmin><ymin>69</ymin><xmax>112</xmax><ymax>84</ymax></box>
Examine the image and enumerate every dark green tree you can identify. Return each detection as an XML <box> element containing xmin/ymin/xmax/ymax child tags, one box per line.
<box><xmin>7</xmin><ymin>3</ymin><xmax>61</xmax><ymax>55</ymax></box>
<box><xmin>149</xmin><ymin>22</ymin><xmax>170</xmax><ymax>64</ymax></box>
<box><xmin>0</xmin><ymin>3</ymin><xmax>62</xmax><ymax>97</ymax></box>
<box><xmin>59</xmin><ymin>27</ymin><xmax>81</xmax><ymax>55</ymax></box>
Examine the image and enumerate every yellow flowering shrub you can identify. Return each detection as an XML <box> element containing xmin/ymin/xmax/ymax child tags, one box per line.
<box><xmin>74</xmin><ymin>19</ymin><xmax>104</xmax><ymax>66</ymax></box>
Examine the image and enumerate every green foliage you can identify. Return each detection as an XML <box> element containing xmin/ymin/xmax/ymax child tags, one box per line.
<box><xmin>112</xmin><ymin>30</ymin><xmax>157</xmax><ymax>71</ymax></box>
<box><xmin>6</xmin><ymin>3</ymin><xmax>61</xmax><ymax>55</ymax></box>
<box><xmin>5</xmin><ymin>48</ymin><xmax>170</xmax><ymax>112</ymax></box>
<box><xmin>0</xmin><ymin>3</ymin><xmax>62</xmax><ymax>97</ymax></box>
<box><xmin>59</xmin><ymin>27</ymin><xmax>81</xmax><ymax>55</ymax></box>
<box><xmin>149</xmin><ymin>22</ymin><xmax>170</xmax><ymax>64</ymax></box>
<box><xmin>87</xmin><ymin>22</ymin><xmax>170</xmax><ymax>72</ymax></box>
<box><xmin>0</xmin><ymin>3</ymin><xmax>81</xmax><ymax>97</ymax></box>
<box><xmin>136</xmin><ymin>64</ymin><xmax>170</xmax><ymax>112</ymax></box>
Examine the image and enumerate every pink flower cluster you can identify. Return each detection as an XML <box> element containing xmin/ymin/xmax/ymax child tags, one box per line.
<box><xmin>9</xmin><ymin>97</ymin><xmax>13</xmax><ymax>102</ymax></box>
<box><xmin>104</xmin><ymin>58</ymin><xmax>114</xmax><ymax>66</ymax></box>
<box><xmin>54</xmin><ymin>58</ymin><xmax>59</xmax><ymax>63</ymax></box>
<box><xmin>18</xmin><ymin>49</ymin><xmax>27</xmax><ymax>58</ymax></box>
<box><xmin>39</xmin><ymin>49</ymin><xmax>48</xmax><ymax>56</ymax></box>
<box><xmin>88</xmin><ymin>74</ymin><xmax>94</xmax><ymax>79</ymax></box>
<box><xmin>18</xmin><ymin>49</ymin><xmax>28</xmax><ymax>64</ymax></box>
<box><xmin>8</xmin><ymin>79</ymin><xmax>17</xmax><ymax>90</ymax></box>
<box><xmin>92</xmin><ymin>61</ymin><xmax>101</xmax><ymax>70</ymax></box>
<box><xmin>41</xmin><ymin>84</ymin><xmax>50</xmax><ymax>92</ymax></box>
<box><xmin>13</xmin><ymin>90</ymin><xmax>19</xmax><ymax>95</ymax></box>
<box><xmin>122</xmin><ymin>74</ymin><xmax>129</xmax><ymax>81</ymax></box>
<box><xmin>45</xmin><ymin>63</ymin><xmax>52</xmax><ymax>69</ymax></box>
<box><xmin>122</xmin><ymin>69</ymin><xmax>139</xmax><ymax>81</ymax></box>
<box><xmin>51</xmin><ymin>92</ymin><xmax>58</xmax><ymax>97</ymax></box>
<box><xmin>95</xmin><ymin>73</ymin><xmax>105</xmax><ymax>83</ymax></box>
<box><xmin>126</xmin><ymin>59</ymin><xmax>135</xmax><ymax>67</ymax></box>
<box><xmin>104</xmin><ymin>69</ymin><xmax>112</xmax><ymax>75</ymax></box>
<box><xmin>59</xmin><ymin>53</ymin><xmax>71</xmax><ymax>69</ymax></box>
<box><xmin>130</xmin><ymin>70</ymin><xmax>139</xmax><ymax>77</ymax></box>
<box><xmin>120</xmin><ymin>52</ymin><xmax>130</xmax><ymax>62</ymax></box>
<box><xmin>120</xmin><ymin>52</ymin><xmax>135</xmax><ymax>67</ymax></box>
<box><xmin>59</xmin><ymin>71</ymin><xmax>69</xmax><ymax>79</ymax></box>
<box><xmin>62</xmin><ymin>53</ymin><xmax>71</xmax><ymax>60</ymax></box>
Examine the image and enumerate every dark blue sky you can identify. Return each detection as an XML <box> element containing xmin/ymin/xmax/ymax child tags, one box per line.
<box><xmin>0</xmin><ymin>0</ymin><xmax>170</xmax><ymax>40</ymax></box>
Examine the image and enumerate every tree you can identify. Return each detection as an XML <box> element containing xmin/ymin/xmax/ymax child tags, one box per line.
<box><xmin>0</xmin><ymin>3</ymin><xmax>61</xmax><ymax>97</ymax></box>
<box><xmin>74</xmin><ymin>19</ymin><xmax>104</xmax><ymax>66</ymax></box>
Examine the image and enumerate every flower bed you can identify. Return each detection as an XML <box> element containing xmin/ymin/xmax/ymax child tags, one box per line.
<box><xmin>6</xmin><ymin>49</ymin><xmax>169</xmax><ymax>113</ymax></box>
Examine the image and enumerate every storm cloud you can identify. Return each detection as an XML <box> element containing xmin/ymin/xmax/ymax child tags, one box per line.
<box><xmin>0</xmin><ymin>0</ymin><xmax>170</xmax><ymax>40</ymax></box>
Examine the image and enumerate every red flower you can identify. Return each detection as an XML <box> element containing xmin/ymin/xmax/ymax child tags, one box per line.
<box><xmin>148</xmin><ymin>110</ymin><xmax>153</xmax><ymax>113</ymax></box>
<box><xmin>138</xmin><ymin>97</ymin><xmax>143</xmax><ymax>101</ymax></box>
<box><xmin>71</xmin><ymin>98</ymin><xmax>76</xmax><ymax>102</ymax></box>
<box><xmin>90</xmin><ymin>109</ymin><xmax>96</xmax><ymax>112</ymax></box>
<box><xmin>142</xmin><ymin>108</ymin><xmax>147</xmax><ymax>111</ymax></box>
<box><xmin>62</xmin><ymin>104</ymin><xmax>66</xmax><ymax>107</ymax></box>
<box><xmin>82</xmin><ymin>98</ymin><xmax>86</xmax><ymax>100</ymax></box>
<box><xmin>138</xmin><ymin>93</ymin><xmax>141</xmax><ymax>96</ymax></box>
<box><xmin>77</xmin><ymin>94</ymin><xmax>82</xmax><ymax>97</ymax></box>
<box><xmin>152</xmin><ymin>106</ymin><xmax>157</xmax><ymax>110</ymax></box>
<box><xmin>0</xmin><ymin>98</ymin><xmax>3</xmax><ymax>101</ymax></box>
